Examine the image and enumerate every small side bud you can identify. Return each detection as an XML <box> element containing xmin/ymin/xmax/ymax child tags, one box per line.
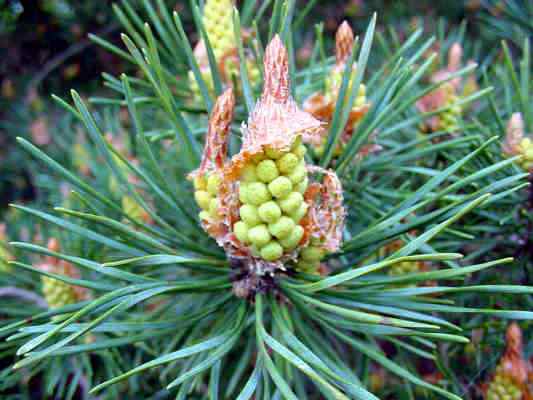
<box><xmin>447</xmin><ymin>42</ymin><xmax>463</xmax><ymax>72</ymax></box>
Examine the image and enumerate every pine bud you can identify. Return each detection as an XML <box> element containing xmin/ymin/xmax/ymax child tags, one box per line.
<box><xmin>233</xmin><ymin>221</ymin><xmax>250</xmax><ymax>244</ymax></box>
<box><xmin>256</xmin><ymin>159</ymin><xmax>280</xmax><ymax>183</ymax></box>
<box><xmin>287</xmin><ymin>162</ymin><xmax>307</xmax><ymax>184</ymax></box>
<box><xmin>268</xmin><ymin>216</ymin><xmax>295</xmax><ymax>240</ymax></box>
<box><xmin>278</xmin><ymin>192</ymin><xmax>304</xmax><ymax>214</ymax></box>
<box><xmin>485</xmin><ymin>323</ymin><xmax>532</xmax><ymax>400</ymax></box>
<box><xmin>41</xmin><ymin>276</ymin><xmax>81</xmax><ymax>310</ymax></box>
<box><xmin>279</xmin><ymin>225</ymin><xmax>305</xmax><ymax>250</ymax></box>
<box><xmin>240</xmin><ymin>204</ymin><xmax>261</xmax><ymax>227</ymax></box>
<box><xmin>486</xmin><ymin>365</ymin><xmax>524</xmax><ymax>400</ymax></box>
<box><xmin>296</xmin><ymin>259</ymin><xmax>320</xmax><ymax>273</ymax></box>
<box><xmin>292</xmin><ymin>143</ymin><xmax>307</xmax><ymax>160</ymax></box>
<box><xmin>240</xmin><ymin>164</ymin><xmax>258</xmax><ymax>182</ymax></box>
<box><xmin>207</xmin><ymin>173</ymin><xmax>222</xmax><ymax>196</ymax></box>
<box><xmin>295</xmin><ymin>177</ymin><xmax>309</xmax><ymax>194</ymax></box>
<box><xmin>502</xmin><ymin>113</ymin><xmax>533</xmax><ymax>173</ymax></box>
<box><xmin>190</xmin><ymin>36</ymin><xmax>345</xmax><ymax>293</ymax></box>
<box><xmin>303</xmin><ymin>21</ymin><xmax>373</xmax><ymax>159</ymax></box>
<box><xmin>417</xmin><ymin>44</ymin><xmax>467</xmax><ymax>135</ymax></box>
<box><xmin>289</xmin><ymin>202</ymin><xmax>309</xmax><ymax>224</ymax></box>
<box><xmin>195</xmin><ymin>190</ymin><xmax>212</xmax><ymax>211</ymax></box>
<box><xmin>193</xmin><ymin>175</ymin><xmax>208</xmax><ymax>190</ymax></box>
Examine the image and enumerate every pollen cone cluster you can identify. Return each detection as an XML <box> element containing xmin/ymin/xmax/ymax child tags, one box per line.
<box><xmin>193</xmin><ymin>171</ymin><xmax>222</xmax><ymax>222</ymax></box>
<box><xmin>225</xmin><ymin>138</ymin><xmax>309</xmax><ymax>262</ymax></box>
<box><xmin>487</xmin><ymin>368</ymin><xmax>525</xmax><ymax>400</ymax></box>
<box><xmin>303</xmin><ymin>21</ymin><xmax>375</xmax><ymax>158</ymax></box>
<box><xmin>188</xmin><ymin>0</ymin><xmax>260</xmax><ymax>101</ymax></box>
<box><xmin>38</xmin><ymin>238</ymin><xmax>89</xmax><ymax>309</ymax></box>
<box><xmin>417</xmin><ymin>43</ymin><xmax>465</xmax><ymax>134</ymax></box>
<box><xmin>502</xmin><ymin>113</ymin><xmax>533</xmax><ymax>173</ymax></box>
<box><xmin>485</xmin><ymin>323</ymin><xmax>532</xmax><ymax>400</ymax></box>
<box><xmin>436</xmin><ymin>84</ymin><xmax>461</xmax><ymax>133</ymax></box>
<box><xmin>203</xmin><ymin>0</ymin><xmax>236</xmax><ymax>59</ymax></box>
<box><xmin>190</xmin><ymin>36</ymin><xmax>345</xmax><ymax>280</ymax></box>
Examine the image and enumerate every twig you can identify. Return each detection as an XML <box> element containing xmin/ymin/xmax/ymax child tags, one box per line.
<box><xmin>0</xmin><ymin>286</ymin><xmax>48</xmax><ymax>308</ymax></box>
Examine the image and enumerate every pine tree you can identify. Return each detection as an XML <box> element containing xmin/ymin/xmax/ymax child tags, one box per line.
<box><xmin>1</xmin><ymin>1</ymin><xmax>532</xmax><ymax>398</ymax></box>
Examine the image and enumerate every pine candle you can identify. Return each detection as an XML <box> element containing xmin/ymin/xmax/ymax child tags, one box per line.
<box><xmin>188</xmin><ymin>0</ymin><xmax>260</xmax><ymax>101</ymax></box>
<box><xmin>416</xmin><ymin>43</ymin><xmax>465</xmax><ymax>134</ymax></box>
<box><xmin>190</xmin><ymin>36</ymin><xmax>345</xmax><ymax>290</ymax></box>
<box><xmin>303</xmin><ymin>21</ymin><xmax>375</xmax><ymax>159</ymax></box>
<box><xmin>484</xmin><ymin>323</ymin><xmax>532</xmax><ymax>400</ymax></box>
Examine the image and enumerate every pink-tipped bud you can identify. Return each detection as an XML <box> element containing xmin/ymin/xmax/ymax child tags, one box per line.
<box><xmin>502</xmin><ymin>113</ymin><xmax>525</xmax><ymax>156</ymax></box>
<box><xmin>262</xmin><ymin>35</ymin><xmax>290</xmax><ymax>103</ymax></box>
<box><xmin>335</xmin><ymin>21</ymin><xmax>354</xmax><ymax>66</ymax></box>
<box><xmin>245</xmin><ymin>35</ymin><xmax>323</xmax><ymax>150</ymax></box>
<box><xmin>501</xmin><ymin>322</ymin><xmax>529</xmax><ymax>387</ymax></box>
<box><xmin>447</xmin><ymin>42</ymin><xmax>463</xmax><ymax>72</ymax></box>
<box><xmin>47</xmin><ymin>238</ymin><xmax>60</xmax><ymax>254</ymax></box>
